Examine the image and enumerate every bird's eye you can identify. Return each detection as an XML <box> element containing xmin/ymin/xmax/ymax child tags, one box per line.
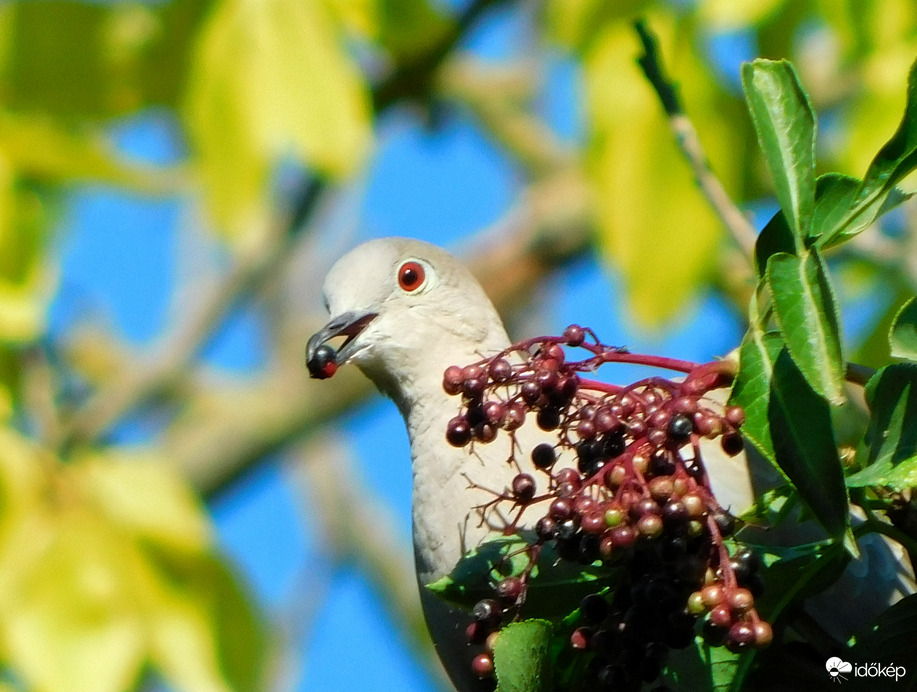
<box><xmin>398</xmin><ymin>261</ymin><xmax>426</xmax><ymax>292</ymax></box>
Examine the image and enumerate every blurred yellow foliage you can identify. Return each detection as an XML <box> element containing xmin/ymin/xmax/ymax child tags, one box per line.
<box><xmin>0</xmin><ymin>432</ymin><xmax>265</xmax><ymax>692</ymax></box>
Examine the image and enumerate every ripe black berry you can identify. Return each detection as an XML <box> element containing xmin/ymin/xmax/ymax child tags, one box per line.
<box><xmin>531</xmin><ymin>443</ymin><xmax>556</xmax><ymax>469</ymax></box>
<box><xmin>306</xmin><ymin>344</ymin><xmax>338</xmax><ymax>379</ymax></box>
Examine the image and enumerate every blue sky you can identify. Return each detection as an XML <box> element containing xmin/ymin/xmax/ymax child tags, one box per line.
<box><xmin>46</xmin><ymin>6</ymin><xmax>761</xmax><ymax>692</ymax></box>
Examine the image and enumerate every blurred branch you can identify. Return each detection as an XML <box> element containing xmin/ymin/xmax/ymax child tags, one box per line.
<box><xmin>291</xmin><ymin>435</ymin><xmax>452</xmax><ymax>691</ymax></box>
<box><xmin>439</xmin><ymin>58</ymin><xmax>575</xmax><ymax>175</ymax></box>
<box><xmin>21</xmin><ymin>344</ymin><xmax>62</xmax><ymax>448</ymax></box>
<box><xmin>59</xmin><ymin>0</ymin><xmax>517</xmax><ymax>450</ymax></box>
<box><xmin>633</xmin><ymin>20</ymin><xmax>758</xmax><ymax>261</ymax></box>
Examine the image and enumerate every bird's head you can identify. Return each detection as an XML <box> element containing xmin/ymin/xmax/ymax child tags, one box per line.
<box><xmin>306</xmin><ymin>237</ymin><xmax>510</xmax><ymax>410</ymax></box>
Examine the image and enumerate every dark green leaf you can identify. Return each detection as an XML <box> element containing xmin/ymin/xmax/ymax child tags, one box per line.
<box><xmin>741</xmin><ymin>60</ymin><xmax>816</xmax><ymax>245</ymax></box>
<box><xmin>847</xmin><ymin>364</ymin><xmax>917</xmax><ymax>490</ymax></box>
<box><xmin>767</xmin><ymin>249</ymin><xmax>846</xmax><ymax>405</ymax></box>
<box><xmin>890</xmin><ymin>297</ymin><xmax>917</xmax><ymax>362</ymax></box>
<box><xmin>493</xmin><ymin>619</ymin><xmax>554</xmax><ymax>692</ymax></box>
<box><xmin>848</xmin><ymin>594</ymin><xmax>917</xmax><ymax>676</ymax></box>
<box><xmin>754</xmin><ymin>212</ymin><xmax>795</xmax><ymax>278</ymax></box>
<box><xmin>769</xmin><ymin>348</ymin><xmax>849</xmax><ymax>538</ymax></box>
<box><xmin>425</xmin><ymin>537</ymin><xmax>613</xmax><ymax>612</ymax></box>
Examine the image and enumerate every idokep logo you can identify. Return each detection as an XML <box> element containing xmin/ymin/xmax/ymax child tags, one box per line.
<box><xmin>826</xmin><ymin>657</ymin><xmax>907</xmax><ymax>684</ymax></box>
<box><xmin>826</xmin><ymin>658</ymin><xmax>853</xmax><ymax>683</ymax></box>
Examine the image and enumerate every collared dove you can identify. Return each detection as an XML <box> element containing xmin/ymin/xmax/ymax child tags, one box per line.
<box><xmin>306</xmin><ymin>237</ymin><xmax>913</xmax><ymax>691</ymax></box>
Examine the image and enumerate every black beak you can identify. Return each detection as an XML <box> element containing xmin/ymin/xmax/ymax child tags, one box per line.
<box><xmin>306</xmin><ymin>310</ymin><xmax>378</xmax><ymax>378</ymax></box>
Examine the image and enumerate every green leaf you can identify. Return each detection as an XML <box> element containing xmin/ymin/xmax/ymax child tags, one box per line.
<box><xmin>145</xmin><ymin>548</ymin><xmax>268</xmax><ymax>692</ymax></box>
<box><xmin>741</xmin><ymin>59</ymin><xmax>816</xmax><ymax>245</ymax></box>
<box><xmin>847</xmin><ymin>364</ymin><xmax>917</xmax><ymax>490</ymax></box>
<box><xmin>816</xmin><ymin>57</ymin><xmax>917</xmax><ymax>248</ymax></box>
<box><xmin>147</xmin><ymin>549</ymin><xmax>267</xmax><ymax>692</ymax></box>
<box><xmin>426</xmin><ymin>536</ymin><xmax>613</xmax><ymax>613</ymax></box>
<box><xmin>729</xmin><ymin>326</ymin><xmax>782</xmax><ymax>465</ymax></box>
<box><xmin>0</xmin><ymin>0</ymin><xmax>210</xmax><ymax>118</ymax></box>
<box><xmin>766</xmin><ymin>249</ymin><xmax>846</xmax><ymax>405</ymax></box>
<box><xmin>493</xmin><ymin>619</ymin><xmax>553</xmax><ymax>692</ymax></box>
<box><xmin>890</xmin><ymin>297</ymin><xmax>917</xmax><ymax>361</ymax></box>
<box><xmin>769</xmin><ymin>348</ymin><xmax>849</xmax><ymax>539</ymax></box>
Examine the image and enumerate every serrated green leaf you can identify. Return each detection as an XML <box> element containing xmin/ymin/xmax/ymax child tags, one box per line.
<box><xmin>769</xmin><ymin>348</ymin><xmax>849</xmax><ymax>539</ymax></box>
<box><xmin>741</xmin><ymin>60</ymin><xmax>816</xmax><ymax>245</ymax></box>
<box><xmin>847</xmin><ymin>364</ymin><xmax>917</xmax><ymax>489</ymax></box>
<box><xmin>493</xmin><ymin>619</ymin><xmax>553</xmax><ymax>692</ymax></box>
<box><xmin>890</xmin><ymin>297</ymin><xmax>917</xmax><ymax>361</ymax></box>
<box><xmin>766</xmin><ymin>249</ymin><xmax>846</xmax><ymax>405</ymax></box>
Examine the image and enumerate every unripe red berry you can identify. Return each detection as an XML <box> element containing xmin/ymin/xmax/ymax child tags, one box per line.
<box><xmin>753</xmin><ymin>620</ymin><xmax>773</xmax><ymax>648</ymax></box>
<box><xmin>471</xmin><ymin>653</ymin><xmax>494</xmax><ymax>678</ymax></box>
<box><xmin>570</xmin><ymin>626</ymin><xmax>591</xmax><ymax>649</ymax></box>
<box><xmin>710</xmin><ymin>604</ymin><xmax>732</xmax><ymax>628</ymax></box>
<box><xmin>497</xmin><ymin>576</ymin><xmax>524</xmax><ymax>602</ymax></box>
<box><xmin>724</xmin><ymin>405</ymin><xmax>746</xmax><ymax>427</ymax></box>
<box><xmin>563</xmin><ymin>324</ymin><xmax>585</xmax><ymax>346</ymax></box>
<box><xmin>701</xmin><ymin>584</ymin><xmax>725</xmax><ymax>608</ymax></box>
<box><xmin>442</xmin><ymin>365</ymin><xmax>464</xmax><ymax>394</ymax></box>
<box><xmin>728</xmin><ymin>588</ymin><xmax>754</xmax><ymax>613</ymax></box>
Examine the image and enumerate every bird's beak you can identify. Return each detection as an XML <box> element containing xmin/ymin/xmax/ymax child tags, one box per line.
<box><xmin>306</xmin><ymin>310</ymin><xmax>378</xmax><ymax>374</ymax></box>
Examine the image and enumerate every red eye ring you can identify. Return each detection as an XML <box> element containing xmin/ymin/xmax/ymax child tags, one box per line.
<box><xmin>398</xmin><ymin>261</ymin><xmax>426</xmax><ymax>292</ymax></box>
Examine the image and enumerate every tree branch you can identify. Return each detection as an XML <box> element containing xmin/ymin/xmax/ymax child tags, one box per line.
<box><xmin>633</xmin><ymin>19</ymin><xmax>759</xmax><ymax>261</ymax></box>
<box><xmin>59</xmin><ymin>0</ymin><xmax>518</xmax><ymax>449</ymax></box>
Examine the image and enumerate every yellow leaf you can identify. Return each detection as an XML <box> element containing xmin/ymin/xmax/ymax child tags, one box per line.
<box><xmin>77</xmin><ymin>449</ymin><xmax>213</xmax><ymax>554</ymax></box>
<box><xmin>184</xmin><ymin>0</ymin><xmax>373</xmax><ymax>240</ymax></box>
<box><xmin>0</xmin><ymin>510</ymin><xmax>147</xmax><ymax>692</ymax></box>
<box><xmin>698</xmin><ymin>0</ymin><xmax>788</xmax><ymax>29</ymax></box>
<box><xmin>0</xmin><ymin>110</ymin><xmax>179</xmax><ymax>193</ymax></box>
<box><xmin>583</xmin><ymin>15</ymin><xmax>744</xmax><ymax>327</ymax></box>
<box><xmin>144</xmin><ymin>549</ymin><xmax>268</xmax><ymax>692</ymax></box>
<box><xmin>325</xmin><ymin>0</ymin><xmax>378</xmax><ymax>39</ymax></box>
<box><xmin>543</xmin><ymin>0</ymin><xmax>650</xmax><ymax>52</ymax></box>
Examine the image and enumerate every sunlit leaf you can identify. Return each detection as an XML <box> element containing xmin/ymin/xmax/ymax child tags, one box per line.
<box><xmin>766</xmin><ymin>249</ymin><xmax>846</xmax><ymax>404</ymax></box>
<box><xmin>544</xmin><ymin>0</ymin><xmax>650</xmax><ymax>53</ymax></box>
<box><xmin>890</xmin><ymin>297</ymin><xmax>917</xmax><ymax>361</ymax></box>
<box><xmin>0</xmin><ymin>510</ymin><xmax>147</xmax><ymax>692</ymax></box>
<box><xmin>0</xmin><ymin>111</ymin><xmax>177</xmax><ymax>192</ymax></box>
<box><xmin>493</xmin><ymin>619</ymin><xmax>554</xmax><ymax>692</ymax></box>
<box><xmin>584</xmin><ymin>15</ymin><xmax>745</xmax><ymax>326</ymax></box>
<box><xmin>146</xmin><ymin>548</ymin><xmax>268</xmax><ymax>692</ymax></box>
<box><xmin>847</xmin><ymin>364</ymin><xmax>917</xmax><ymax>489</ymax></box>
<box><xmin>184</xmin><ymin>0</ymin><xmax>372</xmax><ymax>240</ymax></box>
<box><xmin>78</xmin><ymin>450</ymin><xmax>213</xmax><ymax>554</ymax></box>
<box><xmin>698</xmin><ymin>0</ymin><xmax>788</xmax><ymax>29</ymax></box>
<box><xmin>741</xmin><ymin>59</ymin><xmax>816</xmax><ymax>244</ymax></box>
<box><xmin>729</xmin><ymin>326</ymin><xmax>781</xmax><ymax>466</ymax></box>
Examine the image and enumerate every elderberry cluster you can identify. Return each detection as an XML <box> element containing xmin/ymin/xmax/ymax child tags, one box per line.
<box><xmin>442</xmin><ymin>326</ymin><xmax>772</xmax><ymax>688</ymax></box>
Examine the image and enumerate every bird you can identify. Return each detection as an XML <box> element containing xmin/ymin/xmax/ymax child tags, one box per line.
<box><xmin>306</xmin><ymin>236</ymin><xmax>913</xmax><ymax>691</ymax></box>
